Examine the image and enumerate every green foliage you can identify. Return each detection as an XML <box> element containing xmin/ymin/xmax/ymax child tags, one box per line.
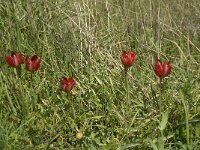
<box><xmin>0</xmin><ymin>0</ymin><xmax>200</xmax><ymax>149</ymax></box>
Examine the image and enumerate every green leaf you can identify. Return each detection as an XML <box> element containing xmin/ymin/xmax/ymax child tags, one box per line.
<box><xmin>119</xmin><ymin>143</ymin><xmax>140</xmax><ymax>150</ymax></box>
<box><xmin>147</xmin><ymin>138</ymin><xmax>159</xmax><ymax>150</ymax></box>
<box><xmin>94</xmin><ymin>76</ymin><xmax>103</xmax><ymax>85</ymax></box>
<box><xmin>159</xmin><ymin>112</ymin><xmax>168</xmax><ymax>131</ymax></box>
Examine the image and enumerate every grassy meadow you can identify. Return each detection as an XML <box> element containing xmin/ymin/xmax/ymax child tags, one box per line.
<box><xmin>0</xmin><ymin>0</ymin><xmax>200</xmax><ymax>149</ymax></box>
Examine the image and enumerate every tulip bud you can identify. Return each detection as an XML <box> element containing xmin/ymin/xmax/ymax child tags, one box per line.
<box><xmin>5</xmin><ymin>52</ymin><xmax>23</xmax><ymax>68</ymax></box>
<box><xmin>121</xmin><ymin>50</ymin><xmax>137</xmax><ymax>67</ymax></box>
<box><xmin>60</xmin><ymin>76</ymin><xmax>76</xmax><ymax>93</ymax></box>
<box><xmin>153</xmin><ymin>59</ymin><xmax>172</xmax><ymax>78</ymax></box>
<box><xmin>25</xmin><ymin>55</ymin><xmax>41</xmax><ymax>72</ymax></box>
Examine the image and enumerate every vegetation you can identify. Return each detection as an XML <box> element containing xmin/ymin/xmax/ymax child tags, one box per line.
<box><xmin>0</xmin><ymin>0</ymin><xmax>200</xmax><ymax>149</ymax></box>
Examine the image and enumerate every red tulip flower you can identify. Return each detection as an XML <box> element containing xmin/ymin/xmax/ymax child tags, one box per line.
<box><xmin>121</xmin><ymin>50</ymin><xmax>137</xmax><ymax>67</ymax></box>
<box><xmin>5</xmin><ymin>52</ymin><xmax>23</xmax><ymax>68</ymax></box>
<box><xmin>153</xmin><ymin>59</ymin><xmax>172</xmax><ymax>78</ymax></box>
<box><xmin>60</xmin><ymin>76</ymin><xmax>76</xmax><ymax>93</ymax></box>
<box><xmin>25</xmin><ymin>55</ymin><xmax>41</xmax><ymax>72</ymax></box>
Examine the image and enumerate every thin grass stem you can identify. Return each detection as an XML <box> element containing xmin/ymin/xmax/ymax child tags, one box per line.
<box><xmin>181</xmin><ymin>98</ymin><xmax>191</xmax><ymax>150</ymax></box>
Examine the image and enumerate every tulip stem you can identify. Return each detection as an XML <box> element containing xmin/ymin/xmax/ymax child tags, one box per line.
<box><xmin>29</xmin><ymin>73</ymin><xmax>35</xmax><ymax>109</ymax></box>
<box><xmin>16</xmin><ymin>66</ymin><xmax>21</xmax><ymax>78</ymax></box>
<box><xmin>125</xmin><ymin>67</ymin><xmax>130</xmax><ymax>113</ymax></box>
<box><xmin>30</xmin><ymin>73</ymin><xmax>33</xmax><ymax>87</ymax></box>
<box><xmin>159</xmin><ymin>77</ymin><xmax>165</xmax><ymax>149</ymax></box>
<box><xmin>159</xmin><ymin>77</ymin><xmax>163</xmax><ymax>113</ymax></box>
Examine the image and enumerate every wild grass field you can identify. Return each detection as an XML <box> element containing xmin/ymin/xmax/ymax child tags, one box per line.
<box><xmin>0</xmin><ymin>0</ymin><xmax>200</xmax><ymax>149</ymax></box>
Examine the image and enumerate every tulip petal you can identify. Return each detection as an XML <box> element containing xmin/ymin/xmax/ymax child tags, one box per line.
<box><xmin>25</xmin><ymin>55</ymin><xmax>41</xmax><ymax>72</ymax></box>
<box><xmin>60</xmin><ymin>76</ymin><xmax>76</xmax><ymax>93</ymax></box>
<box><xmin>5</xmin><ymin>52</ymin><xmax>23</xmax><ymax>68</ymax></box>
<box><xmin>153</xmin><ymin>59</ymin><xmax>172</xmax><ymax>78</ymax></box>
<box><xmin>121</xmin><ymin>50</ymin><xmax>137</xmax><ymax>67</ymax></box>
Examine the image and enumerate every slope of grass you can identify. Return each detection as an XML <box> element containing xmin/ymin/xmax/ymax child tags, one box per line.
<box><xmin>0</xmin><ymin>0</ymin><xmax>200</xmax><ymax>149</ymax></box>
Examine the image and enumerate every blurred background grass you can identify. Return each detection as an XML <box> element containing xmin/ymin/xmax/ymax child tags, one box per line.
<box><xmin>0</xmin><ymin>0</ymin><xmax>200</xmax><ymax>149</ymax></box>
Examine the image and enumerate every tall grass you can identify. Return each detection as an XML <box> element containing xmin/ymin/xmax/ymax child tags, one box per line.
<box><xmin>0</xmin><ymin>0</ymin><xmax>200</xmax><ymax>149</ymax></box>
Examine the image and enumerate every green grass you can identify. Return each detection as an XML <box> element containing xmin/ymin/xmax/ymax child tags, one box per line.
<box><xmin>0</xmin><ymin>0</ymin><xmax>200</xmax><ymax>149</ymax></box>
